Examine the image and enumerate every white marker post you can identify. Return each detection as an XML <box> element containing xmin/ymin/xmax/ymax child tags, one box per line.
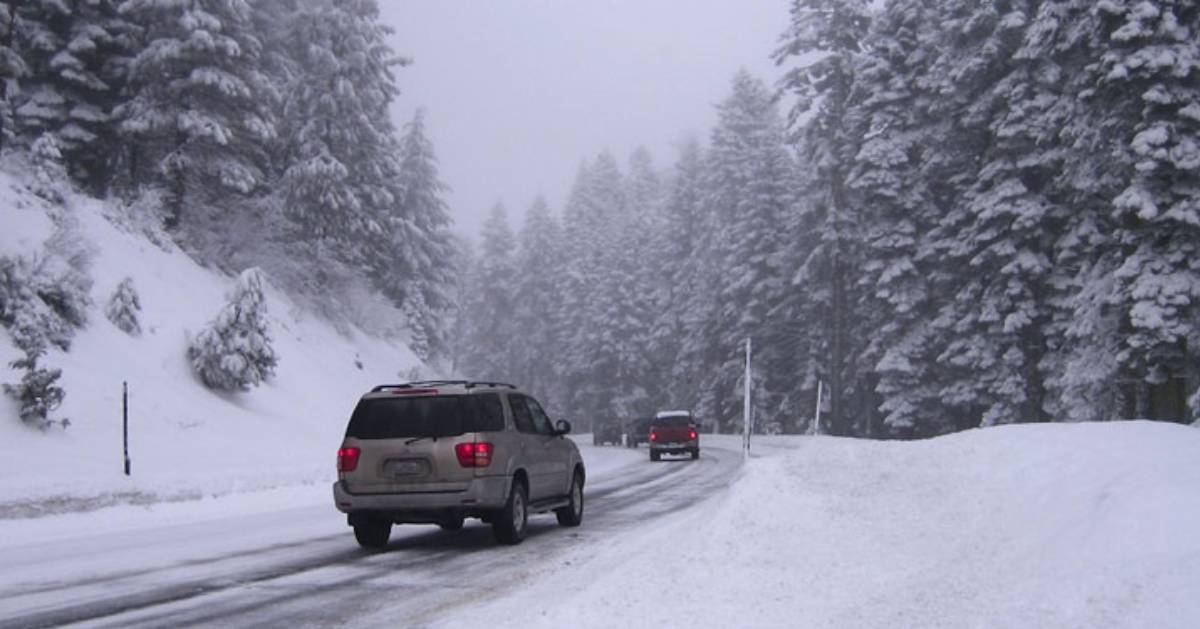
<box><xmin>743</xmin><ymin>337</ymin><xmax>751</xmax><ymax>460</ymax></box>
<box><xmin>812</xmin><ymin>379</ymin><xmax>823</xmax><ymax>436</ymax></box>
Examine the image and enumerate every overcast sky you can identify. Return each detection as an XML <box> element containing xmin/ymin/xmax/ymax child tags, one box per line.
<box><xmin>378</xmin><ymin>1</ymin><xmax>790</xmax><ymax>241</ymax></box>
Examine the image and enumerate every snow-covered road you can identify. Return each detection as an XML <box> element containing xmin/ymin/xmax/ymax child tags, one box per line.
<box><xmin>0</xmin><ymin>442</ymin><xmax>740</xmax><ymax>628</ymax></box>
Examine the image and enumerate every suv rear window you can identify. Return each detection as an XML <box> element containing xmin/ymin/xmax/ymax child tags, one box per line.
<box><xmin>654</xmin><ymin>415</ymin><xmax>692</xmax><ymax>427</ymax></box>
<box><xmin>346</xmin><ymin>393</ymin><xmax>505</xmax><ymax>439</ymax></box>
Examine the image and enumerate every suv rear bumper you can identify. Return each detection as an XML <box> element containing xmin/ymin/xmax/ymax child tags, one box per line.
<box><xmin>333</xmin><ymin>475</ymin><xmax>509</xmax><ymax>514</ymax></box>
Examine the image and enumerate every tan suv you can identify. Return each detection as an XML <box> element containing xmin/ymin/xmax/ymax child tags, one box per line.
<box><xmin>333</xmin><ymin>381</ymin><xmax>585</xmax><ymax>548</ymax></box>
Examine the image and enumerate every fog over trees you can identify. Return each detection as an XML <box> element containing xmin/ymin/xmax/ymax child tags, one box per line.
<box><xmin>1</xmin><ymin>0</ymin><xmax>1196</xmax><ymax>437</ymax></box>
<box><xmin>454</xmin><ymin>0</ymin><xmax>1200</xmax><ymax>437</ymax></box>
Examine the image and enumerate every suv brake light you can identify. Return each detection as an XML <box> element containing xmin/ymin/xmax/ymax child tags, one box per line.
<box><xmin>649</xmin><ymin>431</ymin><xmax>658</xmax><ymax>442</ymax></box>
<box><xmin>455</xmin><ymin>442</ymin><xmax>494</xmax><ymax>468</ymax></box>
<box><xmin>689</xmin><ymin>430</ymin><xmax>698</xmax><ymax>440</ymax></box>
<box><xmin>337</xmin><ymin>447</ymin><xmax>361</xmax><ymax>472</ymax></box>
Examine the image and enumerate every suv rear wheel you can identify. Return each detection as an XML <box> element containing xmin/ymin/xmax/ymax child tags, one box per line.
<box><xmin>492</xmin><ymin>480</ymin><xmax>528</xmax><ymax>545</ymax></box>
<box><xmin>555</xmin><ymin>472</ymin><xmax>584</xmax><ymax>527</ymax></box>
<box><xmin>353</xmin><ymin>515</ymin><xmax>391</xmax><ymax>549</ymax></box>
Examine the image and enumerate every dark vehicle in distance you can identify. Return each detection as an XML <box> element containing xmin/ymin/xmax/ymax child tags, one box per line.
<box><xmin>625</xmin><ymin>417</ymin><xmax>654</xmax><ymax>448</ymax></box>
<box><xmin>592</xmin><ymin>417</ymin><xmax>623</xmax><ymax>446</ymax></box>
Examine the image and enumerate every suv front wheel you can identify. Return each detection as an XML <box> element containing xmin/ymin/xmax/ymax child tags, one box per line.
<box><xmin>492</xmin><ymin>480</ymin><xmax>528</xmax><ymax>545</ymax></box>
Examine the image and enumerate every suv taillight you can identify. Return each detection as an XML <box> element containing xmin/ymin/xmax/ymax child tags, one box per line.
<box><xmin>337</xmin><ymin>447</ymin><xmax>361</xmax><ymax>472</ymax></box>
<box><xmin>455</xmin><ymin>442</ymin><xmax>494</xmax><ymax>468</ymax></box>
<box><xmin>688</xmin><ymin>430</ymin><xmax>698</xmax><ymax>440</ymax></box>
<box><xmin>649</xmin><ymin>431</ymin><xmax>658</xmax><ymax>442</ymax></box>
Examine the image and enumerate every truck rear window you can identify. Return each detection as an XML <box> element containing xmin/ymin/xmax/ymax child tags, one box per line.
<box><xmin>346</xmin><ymin>393</ymin><xmax>505</xmax><ymax>439</ymax></box>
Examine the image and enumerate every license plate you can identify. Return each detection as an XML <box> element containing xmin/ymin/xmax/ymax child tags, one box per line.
<box><xmin>387</xmin><ymin>460</ymin><xmax>425</xmax><ymax>477</ymax></box>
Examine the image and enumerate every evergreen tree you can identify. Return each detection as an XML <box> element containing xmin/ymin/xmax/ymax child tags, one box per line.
<box><xmin>703</xmin><ymin>70</ymin><xmax>797</xmax><ymax>432</ymax></box>
<box><xmin>117</xmin><ymin>0</ymin><xmax>277</xmax><ymax>229</ymax></box>
<box><xmin>275</xmin><ymin>0</ymin><xmax>404</xmax><ymax>266</ymax></box>
<box><xmin>459</xmin><ymin>203</ymin><xmax>518</xmax><ymax>382</ymax></box>
<box><xmin>4</xmin><ymin>347</ymin><xmax>66</xmax><ymax>430</ymax></box>
<box><xmin>512</xmin><ymin>196</ymin><xmax>566</xmax><ymax>409</ymax></box>
<box><xmin>188</xmin><ymin>268</ymin><xmax>278</xmax><ymax>391</ymax></box>
<box><xmin>0</xmin><ymin>2</ymin><xmax>26</xmax><ymax>151</ymax></box>
<box><xmin>105</xmin><ymin>276</ymin><xmax>141</xmax><ymax>336</ymax></box>
<box><xmin>774</xmin><ymin>0</ymin><xmax>872</xmax><ymax>436</ymax></box>
<box><xmin>387</xmin><ymin>108</ymin><xmax>455</xmax><ymax>361</ymax></box>
<box><xmin>12</xmin><ymin>0</ymin><xmax>134</xmax><ymax>193</ymax></box>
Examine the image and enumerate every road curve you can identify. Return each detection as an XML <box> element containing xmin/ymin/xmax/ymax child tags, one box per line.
<box><xmin>0</xmin><ymin>444</ymin><xmax>741</xmax><ymax>629</ymax></box>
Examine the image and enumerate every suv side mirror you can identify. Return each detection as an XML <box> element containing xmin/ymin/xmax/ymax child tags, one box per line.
<box><xmin>555</xmin><ymin>419</ymin><xmax>572</xmax><ymax>435</ymax></box>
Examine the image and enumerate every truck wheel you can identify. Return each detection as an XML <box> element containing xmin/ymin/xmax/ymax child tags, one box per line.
<box><xmin>353</xmin><ymin>516</ymin><xmax>391</xmax><ymax>549</ymax></box>
<box><xmin>555</xmin><ymin>472</ymin><xmax>584</xmax><ymax>527</ymax></box>
<box><xmin>492</xmin><ymin>480</ymin><xmax>528</xmax><ymax>545</ymax></box>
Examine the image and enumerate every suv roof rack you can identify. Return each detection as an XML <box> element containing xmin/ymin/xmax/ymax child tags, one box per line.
<box><xmin>370</xmin><ymin>380</ymin><xmax>518</xmax><ymax>393</ymax></box>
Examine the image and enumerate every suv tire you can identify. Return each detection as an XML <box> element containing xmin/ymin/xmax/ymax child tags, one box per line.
<box><xmin>555</xmin><ymin>472</ymin><xmax>584</xmax><ymax>527</ymax></box>
<box><xmin>439</xmin><ymin>515</ymin><xmax>465</xmax><ymax>531</ymax></box>
<box><xmin>650</xmin><ymin>451</ymin><xmax>660</xmax><ymax>462</ymax></box>
<box><xmin>691</xmin><ymin>448</ymin><xmax>700</xmax><ymax>460</ymax></box>
<box><xmin>493</xmin><ymin>480</ymin><xmax>528</xmax><ymax>545</ymax></box>
<box><xmin>353</xmin><ymin>516</ymin><xmax>391</xmax><ymax>549</ymax></box>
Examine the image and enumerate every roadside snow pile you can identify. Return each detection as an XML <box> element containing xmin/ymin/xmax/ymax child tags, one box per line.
<box><xmin>458</xmin><ymin>422</ymin><xmax>1200</xmax><ymax>629</ymax></box>
<box><xmin>0</xmin><ymin>172</ymin><xmax>423</xmax><ymax>510</ymax></box>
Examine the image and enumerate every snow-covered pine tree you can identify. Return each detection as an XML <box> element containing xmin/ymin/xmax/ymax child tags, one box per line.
<box><xmin>29</xmin><ymin>132</ymin><xmax>68</xmax><ymax>203</ymax></box>
<box><xmin>458</xmin><ymin>203</ymin><xmax>518</xmax><ymax>382</ymax></box>
<box><xmin>386</xmin><ymin>108</ymin><xmax>456</xmax><ymax>361</ymax></box>
<box><xmin>275</xmin><ymin>0</ymin><xmax>405</xmax><ymax>271</ymax></box>
<box><xmin>117</xmin><ymin>0</ymin><xmax>277</xmax><ymax>229</ymax></box>
<box><xmin>702</xmin><ymin>70</ymin><xmax>797</xmax><ymax>433</ymax></box>
<box><xmin>924</xmin><ymin>1</ymin><xmax>1069</xmax><ymax>428</ymax></box>
<box><xmin>0</xmin><ymin>2</ymin><xmax>25</xmax><ymax>151</ymax></box>
<box><xmin>11</xmin><ymin>0</ymin><xmax>134</xmax><ymax>193</ymax></box>
<box><xmin>187</xmin><ymin>268</ymin><xmax>278</xmax><ymax>391</ymax></box>
<box><xmin>558</xmin><ymin>152</ymin><xmax>626</xmax><ymax>422</ymax></box>
<box><xmin>105</xmin><ymin>276</ymin><xmax>141</xmax><ymax>336</ymax></box>
<box><xmin>1095</xmin><ymin>0</ymin><xmax>1200</xmax><ymax>422</ymax></box>
<box><xmin>650</xmin><ymin>138</ymin><xmax>710</xmax><ymax>416</ymax></box>
<box><xmin>512</xmin><ymin>196</ymin><xmax>566</xmax><ymax>410</ymax></box>
<box><xmin>3</xmin><ymin>347</ymin><xmax>66</xmax><ymax>430</ymax></box>
<box><xmin>844</xmin><ymin>0</ymin><xmax>953</xmax><ymax>437</ymax></box>
<box><xmin>774</xmin><ymin>0</ymin><xmax>873</xmax><ymax>436</ymax></box>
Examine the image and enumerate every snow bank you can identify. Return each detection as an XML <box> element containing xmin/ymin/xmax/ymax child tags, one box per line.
<box><xmin>0</xmin><ymin>173</ymin><xmax>423</xmax><ymax>508</ymax></box>
<box><xmin>452</xmin><ymin>422</ymin><xmax>1200</xmax><ymax>629</ymax></box>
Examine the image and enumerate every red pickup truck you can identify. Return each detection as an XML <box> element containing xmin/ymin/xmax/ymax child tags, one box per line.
<box><xmin>648</xmin><ymin>411</ymin><xmax>699</xmax><ymax>461</ymax></box>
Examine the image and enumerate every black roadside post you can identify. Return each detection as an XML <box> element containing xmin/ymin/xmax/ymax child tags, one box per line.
<box><xmin>123</xmin><ymin>381</ymin><xmax>131</xmax><ymax>476</ymax></box>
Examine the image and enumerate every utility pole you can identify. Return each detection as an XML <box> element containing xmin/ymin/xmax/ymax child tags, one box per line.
<box><xmin>123</xmin><ymin>382</ymin><xmax>130</xmax><ymax>476</ymax></box>
<box><xmin>743</xmin><ymin>337</ymin><xmax>751</xmax><ymax>460</ymax></box>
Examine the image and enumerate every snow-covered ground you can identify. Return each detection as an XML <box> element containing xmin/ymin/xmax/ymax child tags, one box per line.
<box><xmin>444</xmin><ymin>423</ymin><xmax>1200</xmax><ymax>629</ymax></box>
<box><xmin>0</xmin><ymin>173</ymin><xmax>423</xmax><ymax>510</ymax></box>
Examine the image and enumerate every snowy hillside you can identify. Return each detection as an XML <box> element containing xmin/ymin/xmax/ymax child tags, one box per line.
<box><xmin>455</xmin><ymin>423</ymin><xmax>1200</xmax><ymax>629</ymax></box>
<box><xmin>0</xmin><ymin>173</ymin><xmax>426</xmax><ymax>511</ymax></box>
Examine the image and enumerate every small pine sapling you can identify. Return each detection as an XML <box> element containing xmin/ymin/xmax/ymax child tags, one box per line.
<box><xmin>28</xmin><ymin>133</ymin><xmax>68</xmax><ymax>204</ymax></box>
<box><xmin>187</xmin><ymin>268</ymin><xmax>279</xmax><ymax>391</ymax></box>
<box><xmin>3</xmin><ymin>348</ymin><xmax>68</xmax><ymax>430</ymax></box>
<box><xmin>105</xmin><ymin>277</ymin><xmax>142</xmax><ymax>336</ymax></box>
